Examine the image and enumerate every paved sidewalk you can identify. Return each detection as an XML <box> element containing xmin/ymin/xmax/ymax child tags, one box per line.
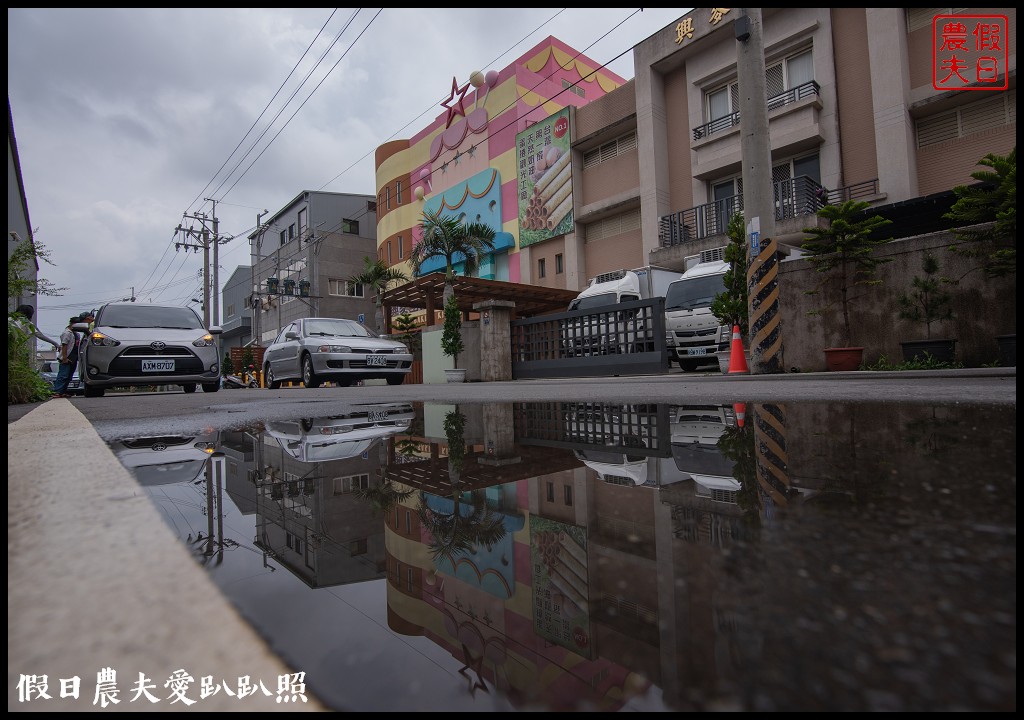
<box><xmin>8</xmin><ymin>400</ymin><xmax>326</xmax><ymax>712</ymax></box>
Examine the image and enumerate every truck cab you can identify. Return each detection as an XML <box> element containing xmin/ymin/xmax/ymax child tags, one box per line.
<box><xmin>663</xmin><ymin>248</ymin><xmax>731</xmax><ymax>371</ymax></box>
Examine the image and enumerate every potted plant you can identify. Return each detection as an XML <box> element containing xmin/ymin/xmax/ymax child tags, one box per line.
<box><xmin>441</xmin><ymin>293</ymin><xmax>466</xmax><ymax>383</ymax></box>
<box><xmin>710</xmin><ymin>212</ymin><xmax>749</xmax><ymax>373</ymax></box>
<box><xmin>897</xmin><ymin>252</ymin><xmax>956</xmax><ymax>363</ymax></box>
<box><xmin>801</xmin><ymin>199</ymin><xmax>894</xmax><ymax>371</ymax></box>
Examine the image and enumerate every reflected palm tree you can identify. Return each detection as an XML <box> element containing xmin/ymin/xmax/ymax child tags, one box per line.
<box><xmin>418</xmin><ymin>408</ymin><xmax>507</xmax><ymax>568</ymax></box>
<box><xmin>354</xmin><ymin>473</ymin><xmax>416</xmax><ymax>517</ymax></box>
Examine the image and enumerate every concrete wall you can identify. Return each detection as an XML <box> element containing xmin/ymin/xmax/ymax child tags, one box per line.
<box><xmin>421</xmin><ymin>321</ymin><xmax>482</xmax><ymax>383</ymax></box>
<box><xmin>777</xmin><ymin>230</ymin><xmax>1015</xmax><ymax>371</ymax></box>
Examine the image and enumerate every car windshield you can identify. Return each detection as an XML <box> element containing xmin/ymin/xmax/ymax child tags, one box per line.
<box><xmin>303</xmin><ymin>319</ymin><xmax>376</xmax><ymax>338</ymax></box>
<box><xmin>99</xmin><ymin>305</ymin><xmax>205</xmax><ymax>330</ymax></box>
<box><xmin>664</xmin><ymin>274</ymin><xmax>727</xmax><ymax>311</ymax></box>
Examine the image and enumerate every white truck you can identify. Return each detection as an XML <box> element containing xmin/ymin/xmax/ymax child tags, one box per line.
<box><xmin>663</xmin><ymin>248</ymin><xmax>731</xmax><ymax>372</ymax></box>
<box><xmin>564</xmin><ymin>265</ymin><xmax>679</xmax><ymax>357</ymax></box>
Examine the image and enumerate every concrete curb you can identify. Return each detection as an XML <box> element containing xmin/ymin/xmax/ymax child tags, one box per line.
<box><xmin>8</xmin><ymin>400</ymin><xmax>326</xmax><ymax>712</ymax></box>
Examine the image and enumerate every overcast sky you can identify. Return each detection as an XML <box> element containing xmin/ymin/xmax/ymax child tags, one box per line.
<box><xmin>8</xmin><ymin>7</ymin><xmax>688</xmax><ymax>341</ymax></box>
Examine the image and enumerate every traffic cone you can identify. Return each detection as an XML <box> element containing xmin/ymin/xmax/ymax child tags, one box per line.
<box><xmin>733</xmin><ymin>402</ymin><xmax>746</xmax><ymax>428</ymax></box>
<box><xmin>728</xmin><ymin>324</ymin><xmax>749</xmax><ymax>375</ymax></box>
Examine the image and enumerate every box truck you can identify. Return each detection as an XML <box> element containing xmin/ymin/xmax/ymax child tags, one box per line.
<box><xmin>563</xmin><ymin>265</ymin><xmax>678</xmax><ymax>357</ymax></box>
<box><xmin>663</xmin><ymin>248</ymin><xmax>731</xmax><ymax>372</ymax></box>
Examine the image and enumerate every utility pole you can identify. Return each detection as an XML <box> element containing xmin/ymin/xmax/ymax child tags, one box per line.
<box><xmin>202</xmin><ymin>228</ymin><xmax>211</xmax><ymax>327</ymax></box>
<box><xmin>207</xmin><ymin>198</ymin><xmax>220</xmax><ymax>327</ymax></box>
<box><xmin>736</xmin><ymin>7</ymin><xmax>784</xmax><ymax>374</ymax></box>
<box><xmin>253</xmin><ymin>209</ymin><xmax>269</xmax><ymax>348</ymax></box>
<box><xmin>176</xmin><ymin>216</ymin><xmax>212</xmax><ymax>327</ymax></box>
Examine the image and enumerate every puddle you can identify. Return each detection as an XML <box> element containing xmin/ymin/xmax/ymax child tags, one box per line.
<box><xmin>109</xmin><ymin>399</ymin><xmax>1016</xmax><ymax>711</ymax></box>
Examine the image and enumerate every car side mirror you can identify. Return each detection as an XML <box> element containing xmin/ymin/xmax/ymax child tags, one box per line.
<box><xmin>71</xmin><ymin>323</ymin><xmax>90</xmax><ymax>333</ymax></box>
<box><xmin>286</xmin><ymin>331</ymin><xmax>299</xmax><ymax>340</ymax></box>
<box><xmin>209</xmin><ymin>326</ymin><xmax>223</xmax><ymax>335</ymax></box>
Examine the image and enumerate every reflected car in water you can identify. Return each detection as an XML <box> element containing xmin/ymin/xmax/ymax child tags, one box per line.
<box><xmin>112</xmin><ymin>432</ymin><xmax>218</xmax><ymax>486</ymax></box>
<box><xmin>75</xmin><ymin>302</ymin><xmax>223</xmax><ymax>397</ymax></box>
<box><xmin>262</xmin><ymin>317</ymin><xmax>413</xmax><ymax>389</ymax></box>
<box><xmin>265</xmin><ymin>403</ymin><xmax>415</xmax><ymax>462</ymax></box>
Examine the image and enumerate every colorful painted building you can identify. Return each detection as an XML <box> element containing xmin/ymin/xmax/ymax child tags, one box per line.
<box><xmin>374</xmin><ymin>36</ymin><xmax>628</xmax><ymax>316</ymax></box>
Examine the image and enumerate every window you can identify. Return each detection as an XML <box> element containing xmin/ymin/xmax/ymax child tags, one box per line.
<box><xmin>582</xmin><ymin>131</ymin><xmax>637</xmax><ymax>169</ymax></box>
<box><xmin>386</xmin><ymin>186</ymin><xmax>391</xmax><ymax>210</ymax></box>
<box><xmin>329</xmin><ymin>278</ymin><xmax>364</xmax><ymax>297</ymax></box>
<box><xmin>561</xmin><ymin>78</ymin><xmax>586</xmax><ymax>98</ymax></box>
<box><xmin>279</xmin><ymin>230</ymin><xmax>287</xmax><ymax>246</ymax></box>
<box><xmin>564</xmin><ymin>484</ymin><xmax>573</xmax><ymax>506</ymax></box>
<box><xmin>333</xmin><ymin>473</ymin><xmax>369</xmax><ymax>494</ymax></box>
<box><xmin>286</xmin><ymin>532</ymin><xmax>303</xmax><ymax>555</ymax></box>
<box><xmin>225</xmin><ymin>303</ymin><xmax>234</xmax><ymax>317</ymax></box>
<box><xmin>342</xmin><ymin>218</ymin><xmax>359</xmax><ymax>235</ymax></box>
<box><xmin>405</xmin><ymin>509</ymin><xmax>411</xmax><ymax>533</ymax></box>
<box><xmin>387</xmin><ymin>242</ymin><xmax>392</xmax><ymax>265</ymax></box>
<box><xmin>349</xmin><ymin>538</ymin><xmax>368</xmax><ymax>556</ymax></box>
<box><xmin>288</xmin><ymin>224</ymin><xmax>295</xmax><ymax>241</ymax></box>
<box><xmin>916</xmin><ymin>90</ymin><xmax>1016</xmax><ymax>148</ymax></box>
<box><xmin>396</xmin><ymin>180</ymin><xmax>403</xmax><ymax>205</ymax></box>
<box><xmin>537</xmin><ymin>258</ymin><xmax>546</xmax><ymax>278</ymax></box>
<box><xmin>555</xmin><ymin>254</ymin><xmax>564</xmax><ymax>274</ymax></box>
<box><xmin>546</xmin><ymin>481</ymin><xmax>555</xmax><ymax>502</ymax></box>
<box><xmin>585</xmin><ymin>208</ymin><xmax>641</xmax><ymax>243</ymax></box>
<box><xmin>298</xmin><ymin>208</ymin><xmax>307</xmax><ymax>238</ymax></box>
<box><xmin>406</xmin><ymin>568</ymin><xmax>414</xmax><ymax>592</ymax></box>
<box><xmin>398</xmin><ymin>236</ymin><xmax>404</xmax><ymax>259</ymax></box>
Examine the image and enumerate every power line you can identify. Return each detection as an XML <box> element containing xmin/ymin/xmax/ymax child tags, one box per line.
<box><xmin>183</xmin><ymin>9</ymin><xmax>342</xmax><ymax>218</ymax></box>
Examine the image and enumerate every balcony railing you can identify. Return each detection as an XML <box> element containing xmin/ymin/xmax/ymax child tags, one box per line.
<box><xmin>658</xmin><ymin>177</ymin><xmax>880</xmax><ymax>247</ymax></box>
<box><xmin>693</xmin><ymin>80</ymin><xmax>821</xmax><ymax>141</ymax></box>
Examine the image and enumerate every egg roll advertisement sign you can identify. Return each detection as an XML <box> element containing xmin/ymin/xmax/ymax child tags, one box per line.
<box><xmin>530</xmin><ymin>516</ymin><xmax>594</xmax><ymax>659</ymax></box>
<box><xmin>516</xmin><ymin>108</ymin><xmax>574</xmax><ymax>247</ymax></box>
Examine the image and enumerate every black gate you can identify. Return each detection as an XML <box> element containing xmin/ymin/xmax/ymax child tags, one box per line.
<box><xmin>511</xmin><ymin>298</ymin><xmax>669</xmax><ymax>379</ymax></box>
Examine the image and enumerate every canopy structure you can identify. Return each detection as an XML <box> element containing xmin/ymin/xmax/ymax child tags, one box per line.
<box><xmin>382</xmin><ymin>272</ymin><xmax>579</xmax><ymax>325</ymax></box>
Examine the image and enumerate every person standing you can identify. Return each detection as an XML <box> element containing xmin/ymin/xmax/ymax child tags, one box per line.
<box><xmin>53</xmin><ymin>316</ymin><xmax>80</xmax><ymax>398</ymax></box>
<box><xmin>13</xmin><ymin>303</ymin><xmax>59</xmax><ymax>351</ymax></box>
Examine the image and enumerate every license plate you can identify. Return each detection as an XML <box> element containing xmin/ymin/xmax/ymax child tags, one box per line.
<box><xmin>365</xmin><ymin>354</ymin><xmax>388</xmax><ymax>367</ymax></box>
<box><xmin>142</xmin><ymin>360</ymin><xmax>175</xmax><ymax>372</ymax></box>
<box><xmin>368</xmin><ymin>410</ymin><xmax>390</xmax><ymax>423</ymax></box>
<box><xmin>686</xmin><ymin>348</ymin><xmax>708</xmax><ymax>356</ymax></box>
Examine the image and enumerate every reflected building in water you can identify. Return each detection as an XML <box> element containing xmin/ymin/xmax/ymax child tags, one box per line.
<box><xmin>172</xmin><ymin>399</ymin><xmax>1014</xmax><ymax>711</ymax></box>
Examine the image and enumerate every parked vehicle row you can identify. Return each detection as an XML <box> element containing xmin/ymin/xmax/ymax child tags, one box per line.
<box><xmin>70</xmin><ymin>304</ymin><xmax>413</xmax><ymax>396</ymax></box>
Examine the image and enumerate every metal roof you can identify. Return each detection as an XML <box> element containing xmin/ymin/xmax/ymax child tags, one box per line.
<box><xmin>383</xmin><ymin>272</ymin><xmax>579</xmax><ymax>318</ymax></box>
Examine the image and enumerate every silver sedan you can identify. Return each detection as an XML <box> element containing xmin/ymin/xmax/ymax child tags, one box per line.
<box><xmin>262</xmin><ymin>317</ymin><xmax>413</xmax><ymax>388</ymax></box>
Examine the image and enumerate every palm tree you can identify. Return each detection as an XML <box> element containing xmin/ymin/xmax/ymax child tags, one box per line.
<box><xmin>409</xmin><ymin>207</ymin><xmax>497</xmax><ymax>306</ymax></box>
<box><xmin>348</xmin><ymin>256</ymin><xmax>409</xmax><ymax>334</ymax></box>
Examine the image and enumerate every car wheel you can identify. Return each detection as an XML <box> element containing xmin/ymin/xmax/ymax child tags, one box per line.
<box><xmin>182</xmin><ymin>383</ymin><xmax>197</xmax><ymax>394</ymax></box>
<box><xmin>302</xmin><ymin>355</ymin><xmax>321</xmax><ymax>388</ymax></box>
<box><xmin>202</xmin><ymin>382</ymin><xmax>220</xmax><ymax>393</ymax></box>
<box><xmin>264</xmin><ymin>364</ymin><xmax>281</xmax><ymax>390</ymax></box>
<box><xmin>678</xmin><ymin>360</ymin><xmax>700</xmax><ymax>372</ymax></box>
<box><xmin>84</xmin><ymin>384</ymin><xmax>105</xmax><ymax>398</ymax></box>
<box><xmin>386</xmin><ymin>375</ymin><xmax>405</xmax><ymax>386</ymax></box>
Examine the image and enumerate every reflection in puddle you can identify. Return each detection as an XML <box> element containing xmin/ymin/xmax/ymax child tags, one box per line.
<box><xmin>113</xmin><ymin>400</ymin><xmax>1016</xmax><ymax>712</ymax></box>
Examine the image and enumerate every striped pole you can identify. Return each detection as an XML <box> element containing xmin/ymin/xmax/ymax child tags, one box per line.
<box><xmin>747</xmin><ymin>235</ymin><xmax>785</xmax><ymax>374</ymax></box>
